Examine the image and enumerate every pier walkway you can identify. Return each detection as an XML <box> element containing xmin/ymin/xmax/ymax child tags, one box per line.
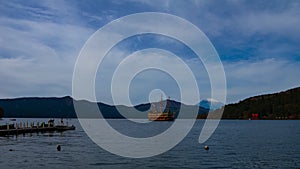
<box><xmin>0</xmin><ymin>119</ymin><xmax>75</xmax><ymax>136</ymax></box>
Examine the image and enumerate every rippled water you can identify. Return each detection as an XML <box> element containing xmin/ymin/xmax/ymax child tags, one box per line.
<box><xmin>0</xmin><ymin>119</ymin><xmax>299</xmax><ymax>169</ymax></box>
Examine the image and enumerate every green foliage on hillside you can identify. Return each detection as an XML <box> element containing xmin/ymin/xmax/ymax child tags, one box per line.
<box><xmin>222</xmin><ymin>87</ymin><xmax>300</xmax><ymax>119</ymax></box>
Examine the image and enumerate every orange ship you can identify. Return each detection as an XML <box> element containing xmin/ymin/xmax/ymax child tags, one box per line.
<box><xmin>148</xmin><ymin>96</ymin><xmax>175</xmax><ymax>121</ymax></box>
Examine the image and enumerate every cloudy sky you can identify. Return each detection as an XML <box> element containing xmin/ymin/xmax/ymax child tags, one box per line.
<box><xmin>0</xmin><ymin>0</ymin><xmax>299</xmax><ymax>105</ymax></box>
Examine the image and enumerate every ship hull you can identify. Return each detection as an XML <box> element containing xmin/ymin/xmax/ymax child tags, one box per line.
<box><xmin>148</xmin><ymin>114</ymin><xmax>174</xmax><ymax>121</ymax></box>
<box><xmin>148</xmin><ymin>96</ymin><xmax>174</xmax><ymax>121</ymax></box>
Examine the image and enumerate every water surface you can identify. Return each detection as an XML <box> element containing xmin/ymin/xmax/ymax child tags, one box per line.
<box><xmin>0</xmin><ymin>119</ymin><xmax>299</xmax><ymax>169</ymax></box>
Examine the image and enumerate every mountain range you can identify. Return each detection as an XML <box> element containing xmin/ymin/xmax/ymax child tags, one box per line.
<box><xmin>0</xmin><ymin>96</ymin><xmax>209</xmax><ymax>118</ymax></box>
<box><xmin>1</xmin><ymin>86</ymin><xmax>299</xmax><ymax>119</ymax></box>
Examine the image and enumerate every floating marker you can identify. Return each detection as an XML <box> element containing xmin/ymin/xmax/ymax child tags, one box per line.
<box><xmin>56</xmin><ymin>145</ymin><xmax>61</xmax><ymax>151</ymax></box>
<box><xmin>204</xmin><ymin>145</ymin><xmax>209</xmax><ymax>151</ymax></box>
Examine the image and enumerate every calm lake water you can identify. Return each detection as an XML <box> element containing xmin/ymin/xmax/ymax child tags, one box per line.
<box><xmin>0</xmin><ymin>119</ymin><xmax>299</xmax><ymax>169</ymax></box>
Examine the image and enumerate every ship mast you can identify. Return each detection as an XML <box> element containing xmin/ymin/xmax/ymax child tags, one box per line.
<box><xmin>167</xmin><ymin>96</ymin><xmax>170</xmax><ymax>114</ymax></box>
<box><xmin>160</xmin><ymin>94</ymin><xmax>163</xmax><ymax>113</ymax></box>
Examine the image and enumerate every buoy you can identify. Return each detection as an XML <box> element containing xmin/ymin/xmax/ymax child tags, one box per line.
<box><xmin>204</xmin><ymin>145</ymin><xmax>209</xmax><ymax>151</ymax></box>
<box><xmin>56</xmin><ymin>144</ymin><xmax>61</xmax><ymax>151</ymax></box>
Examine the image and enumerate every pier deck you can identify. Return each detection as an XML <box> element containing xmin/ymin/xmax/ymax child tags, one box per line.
<box><xmin>0</xmin><ymin>120</ymin><xmax>75</xmax><ymax>136</ymax></box>
<box><xmin>0</xmin><ymin>126</ymin><xmax>75</xmax><ymax>136</ymax></box>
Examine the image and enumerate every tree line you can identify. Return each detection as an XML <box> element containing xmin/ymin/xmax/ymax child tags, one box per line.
<box><xmin>221</xmin><ymin>87</ymin><xmax>300</xmax><ymax>119</ymax></box>
<box><xmin>0</xmin><ymin>107</ymin><xmax>4</xmax><ymax>118</ymax></box>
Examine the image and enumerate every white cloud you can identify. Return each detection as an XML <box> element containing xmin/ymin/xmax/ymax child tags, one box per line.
<box><xmin>225</xmin><ymin>58</ymin><xmax>300</xmax><ymax>103</ymax></box>
<box><xmin>0</xmin><ymin>0</ymin><xmax>299</xmax><ymax>106</ymax></box>
<box><xmin>0</xmin><ymin>2</ymin><xmax>94</xmax><ymax>98</ymax></box>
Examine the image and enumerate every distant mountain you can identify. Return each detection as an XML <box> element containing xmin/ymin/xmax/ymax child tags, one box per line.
<box><xmin>0</xmin><ymin>96</ymin><xmax>209</xmax><ymax>118</ymax></box>
<box><xmin>199</xmin><ymin>98</ymin><xmax>224</xmax><ymax>111</ymax></box>
<box><xmin>222</xmin><ymin>87</ymin><xmax>300</xmax><ymax>119</ymax></box>
<box><xmin>2</xmin><ymin>87</ymin><xmax>299</xmax><ymax>119</ymax></box>
<box><xmin>0</xmin><ymin>96</ymin><xmax>75</xmax><ymax>118</ymax></box>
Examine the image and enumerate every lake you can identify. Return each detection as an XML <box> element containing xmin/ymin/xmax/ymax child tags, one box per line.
<box><xmin>0</xmin><ymin>119</ymin><xmax>299</xmax><ymax>169</ymax></box>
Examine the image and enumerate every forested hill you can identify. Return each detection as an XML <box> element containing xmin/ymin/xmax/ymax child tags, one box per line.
<box><xmin>222</xmin><ymin>87</ymin><xmax>300</xmax><ymax>119</ymax></box>
<box><xmin>0</xmin><ymin>107</ymin><xmax>3</xmax><ymax>118</ymax></box>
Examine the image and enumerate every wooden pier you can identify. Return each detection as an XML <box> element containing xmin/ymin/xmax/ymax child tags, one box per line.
<box><xmin>0</xmin><ymin>119</ymin><xmax>75</xmax><ymax>136</ymax></box>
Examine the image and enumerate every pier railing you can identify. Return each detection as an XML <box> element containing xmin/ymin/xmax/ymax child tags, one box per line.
<box><xmin>0</xmin><ymin>119</ymin><xmax>75</xmax><ymax>136</ymax></box>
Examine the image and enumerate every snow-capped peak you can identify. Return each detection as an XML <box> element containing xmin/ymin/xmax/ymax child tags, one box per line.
<box><xmin>206</xmin><ymin>98</ymin><xmax>220</xmax><ymax>103</ymax></box>
<box><xmin>199</xmin><ymin>98</ymin><xmax>224</xmax><ymax>110</ymax></box>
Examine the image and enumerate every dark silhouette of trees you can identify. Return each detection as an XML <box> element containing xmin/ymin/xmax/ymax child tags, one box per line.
<box><xmin>0</xmin><ymin>107</ymin><xmax>4</xmax><ymax>118</ymax></box>
<box><xmin>222</xmin><ymin>87</ymin><xmax>300</xmax><ymax>119</ymax></box>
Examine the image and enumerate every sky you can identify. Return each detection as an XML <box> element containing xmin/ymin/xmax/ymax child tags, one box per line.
<box><xmin>0</xmin><ymin>0</ymin><xmax>300</xmax><ymax>105</ymax></box>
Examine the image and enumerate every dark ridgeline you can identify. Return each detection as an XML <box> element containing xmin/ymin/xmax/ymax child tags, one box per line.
<box><xmin>221</xmin><ymin>87</ymin><xmax>300</xmax><ymax>119</ymax></box>
<box><xmin>0</xmin><ymin>96</ymin><xmax>75</xmax><ymax>118</ymax></box>
<box><xmin>0</xmin><ymin>96</ymin><xmax>209</xmax><ymax>118</ymax></box>
<box><xmin>1</xmin><ymin>86</ymin><xmax>299</xmax><ymax>119</ymax></box>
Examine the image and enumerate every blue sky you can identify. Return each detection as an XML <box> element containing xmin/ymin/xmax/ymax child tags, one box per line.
<box><xmin>0</xmin><ymin>0</ymin><xmax>300</xmax><ymax>105</ymax></box>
